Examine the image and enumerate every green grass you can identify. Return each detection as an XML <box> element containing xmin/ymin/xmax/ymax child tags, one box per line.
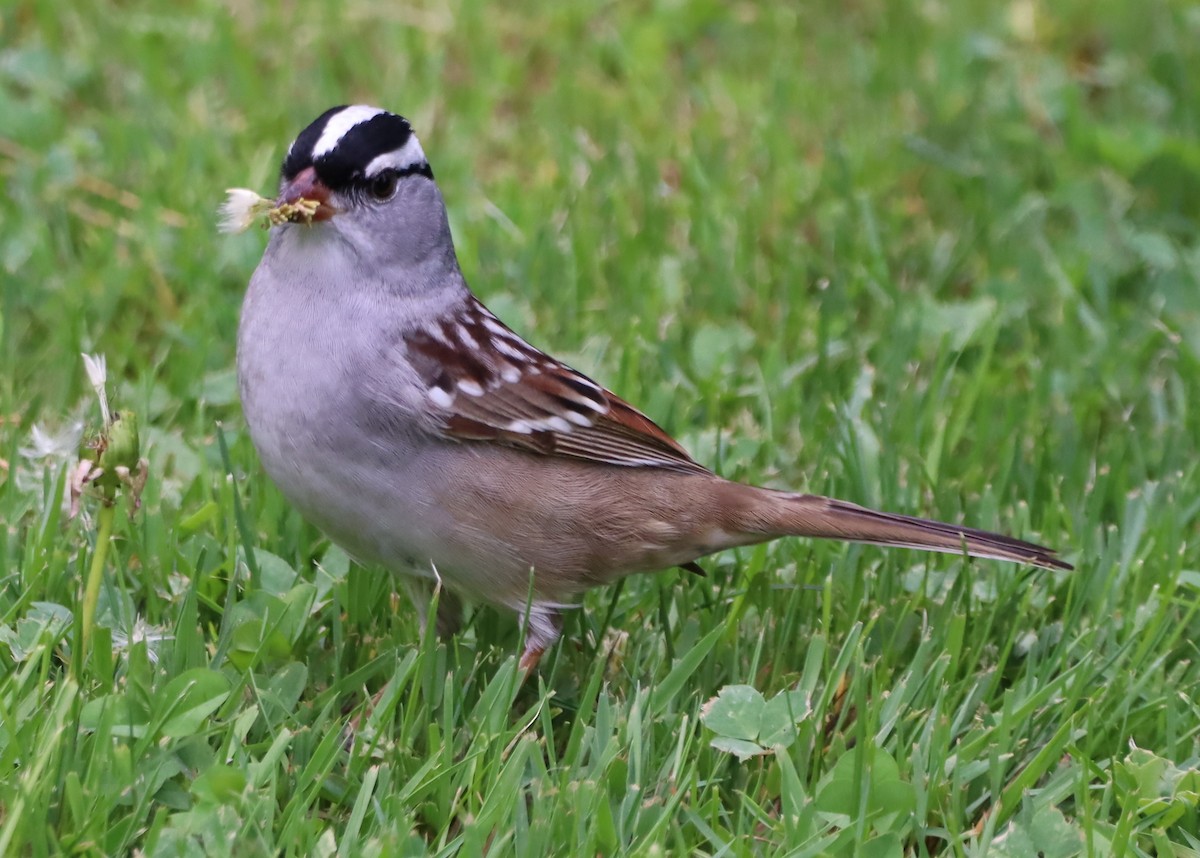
<box><xmin>3</xmin><ymin>0</ymin><xmax>1200</xmax><ymax>854</ymax></box>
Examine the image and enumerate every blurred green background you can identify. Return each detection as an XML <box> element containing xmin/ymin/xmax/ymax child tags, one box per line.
<box><xmin>3</xmin><ymin>0</ymin><xmax>1200</xmax><ymax>854</ymax></box>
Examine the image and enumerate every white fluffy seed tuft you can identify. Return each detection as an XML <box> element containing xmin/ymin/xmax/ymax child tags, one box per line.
<box><xmin>218</xmin><ymin>188</ymin><xmax>273</xmax><ymax>234</ymax></box>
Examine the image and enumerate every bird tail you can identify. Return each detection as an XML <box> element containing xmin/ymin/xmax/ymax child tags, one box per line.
<box><xmin>731</xmin><ymin>488</ymin><xmax>1071</xmax><ymax>570</ymax></box>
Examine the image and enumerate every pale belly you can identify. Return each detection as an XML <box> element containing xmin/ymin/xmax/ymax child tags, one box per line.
<box><xmin>241</xmin><ymin>391</ymin><xmax>554</xmax><ymax>609</ymax></box>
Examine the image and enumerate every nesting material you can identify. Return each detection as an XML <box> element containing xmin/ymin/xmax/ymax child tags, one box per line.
<box><xmin>218</xmin><ymin>188</ymin><xmax>321</xmax><ymax>233</ymax></box>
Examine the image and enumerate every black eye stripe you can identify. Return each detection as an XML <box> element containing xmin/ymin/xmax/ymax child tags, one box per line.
<box><xmin>388</xmin><ymin>163</ymin><xmax>434</xmax><ymax>181</ymax></box>
<box><xmin>356</xmin><ymin>163</ymin><xmax>435</xmax><ymax>193</ymax></box>
<box><xmin>344</xmin><ymin>162</ymin><xmax>436</xmax><ymax>204</ymax></box>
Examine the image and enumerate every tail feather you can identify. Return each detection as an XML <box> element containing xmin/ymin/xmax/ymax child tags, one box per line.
<box><xmin>741</xmin><ymin>491</ymin><xmax>1071</xmax><ymax>571</ymax></box>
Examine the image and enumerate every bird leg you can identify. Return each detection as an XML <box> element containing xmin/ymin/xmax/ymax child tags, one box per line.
<box><xmin>346</xmin><ymin>579</ymin><xmax>463</xmax><ymax>742</ymax></box>
<box><xmin>518</xmin><ymin>604</ymin><xmax>562</xmax><ymax>673</ymax></box>
<box><xmin>401</xmin><ymin>577</ymin><xmax>463</xmax><ymax>639</ymax></box>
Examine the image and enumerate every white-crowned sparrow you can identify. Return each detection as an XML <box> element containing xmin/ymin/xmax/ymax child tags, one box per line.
<box><xmin>235</xmin><ymin>105</ymin><xmax>1070</xmax><ymax>670</ymax></box>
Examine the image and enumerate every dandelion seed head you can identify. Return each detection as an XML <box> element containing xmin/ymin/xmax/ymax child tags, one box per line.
<box><xmin>219</xmin><ymin>188</ymin><xmax>273</xmax><ymax>234</ymax></box>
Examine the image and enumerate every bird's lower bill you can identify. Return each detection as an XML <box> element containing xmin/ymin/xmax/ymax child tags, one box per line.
<box><xmin>268</xmin><ymin>197</ymin><xmax>334</xmax><ymax>225</ymax></box>
<box><xmin>274</xmin><ymin>165</ymin><xmax>336</xmax><ymax>224</ymax></box>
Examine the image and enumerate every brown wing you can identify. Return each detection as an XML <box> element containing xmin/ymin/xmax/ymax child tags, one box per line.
<box><xmin>405</xmin><ymin>298</ymin><xmax>711</xmax><ymax>475</ymax></box>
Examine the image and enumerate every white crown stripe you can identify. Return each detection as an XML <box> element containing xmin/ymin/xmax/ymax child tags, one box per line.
<box><xmin>312</xmin><ymin>105</ymin><xmax>387</xmax><ymax>159</ymax></box>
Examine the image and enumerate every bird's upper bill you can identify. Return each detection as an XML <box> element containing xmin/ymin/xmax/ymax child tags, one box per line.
<box><xmin>274</xmin><ymin>166</ymin><xmax>336</xmax><ymax>224</ymax></box>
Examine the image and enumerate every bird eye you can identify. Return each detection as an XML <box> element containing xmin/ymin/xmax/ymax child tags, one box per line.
<box><xmin>369</xmin><ymin>170</ymin><xmax>399</xmax><ymax>200</ymax></box>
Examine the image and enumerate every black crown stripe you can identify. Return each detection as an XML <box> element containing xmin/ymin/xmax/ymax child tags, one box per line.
<box><xmin>281</xmin><ymin>107</ymin><xmax>429</xmax><ymax>190</ymax></box>
<box><xmin>281</xmin><ymin>105</ymin><xmax>348</xmax><ymax>182</ymax></box>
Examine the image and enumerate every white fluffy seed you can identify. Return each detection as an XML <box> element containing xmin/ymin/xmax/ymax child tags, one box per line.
<box><xmin>218</xmin><ymin>188</ymin><xmax>273</xmax><ymax>234</ymax></box>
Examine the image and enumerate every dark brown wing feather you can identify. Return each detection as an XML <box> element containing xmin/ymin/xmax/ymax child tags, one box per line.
<box><xmin>406</xmin><ymin>298</ymin><xmax>710</xmax><ymax>475</ymax></box>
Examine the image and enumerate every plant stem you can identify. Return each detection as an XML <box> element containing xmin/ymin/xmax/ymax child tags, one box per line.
<box><xmin>79</xmin><ymin>501</ymin><xmax>115</xmax><ymax>672</ymax></box>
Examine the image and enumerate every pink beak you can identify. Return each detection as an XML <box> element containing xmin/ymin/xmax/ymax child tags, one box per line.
<box><xmin>276</xmin><ymin>166</ymin><xmax>337</xmax><ymax>222</ymax></box>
